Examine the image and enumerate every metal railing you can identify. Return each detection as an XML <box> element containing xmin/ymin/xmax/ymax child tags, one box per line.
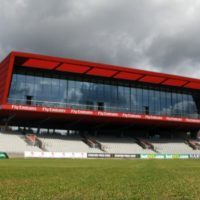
<box><xmin>7</xmin><ymin>98</ymin><xmax>200</xmax><ymax>119</ymax></box>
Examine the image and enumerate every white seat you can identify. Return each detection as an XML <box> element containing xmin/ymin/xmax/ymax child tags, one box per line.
<box><xmin>150</xmin><ymin>139</ymin><xmax>200</xmax><ymax>154</ymax></box>
<box><xmin>0</xmin><ymin>132</ymin><xmax>42</xmax><ymax>153</ymax></box>
<box><xmin>94</xmin><ymin>136</ymin><xmax>154</xmax><ymax>154</ymax></box>
<box><xmin>38</xmin><ymin>135</ymin><xmax>103</xmax><ymax>153</ymax></box>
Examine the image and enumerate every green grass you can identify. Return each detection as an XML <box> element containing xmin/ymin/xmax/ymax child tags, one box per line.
<box><xmin>0</xmin><ymin>159</ymin><xmax>200</xmax><ymax>200</ymax></box>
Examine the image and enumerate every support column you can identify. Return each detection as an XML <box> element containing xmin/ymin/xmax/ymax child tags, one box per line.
<box><xmin>37</xmin><ymin>127</ymin><xmax>40</xmax><ymax>135</ymax></box>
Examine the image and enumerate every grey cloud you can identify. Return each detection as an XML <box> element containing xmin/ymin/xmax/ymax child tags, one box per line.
<box><xmin>1</xmin><ymin>0</ymin><xmax>200</xmax><ymax>78</ymax></box>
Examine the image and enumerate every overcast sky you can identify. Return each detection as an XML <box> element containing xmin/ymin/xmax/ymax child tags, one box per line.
<box><xmin>1</xmin><ymin>0</ymin><xmax>200</xmax><ymax>78</ymax></box>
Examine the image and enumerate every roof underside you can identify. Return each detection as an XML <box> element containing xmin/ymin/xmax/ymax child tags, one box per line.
<box><xmin>0</xmin><ymin>108</ymin><xmax>199</xmax><ymax>130</ymax></box>
<box><xmin>10</xmin><ymin>51</ymin><xmax>200</xmax><ymax>90</ymax></box>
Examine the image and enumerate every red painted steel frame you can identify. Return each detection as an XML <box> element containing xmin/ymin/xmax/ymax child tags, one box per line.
<box><xmin>4</xmin><ymin>51</ymin><xmax>200</xmax><ymax>90</ymax></box>
<box><xmin>2</xmin><ymin>53</ymin><xmax>15</xmax><ymax>104</ymax></box>
<box><xmin>0</xmin><ymin>53</ymin><xmax>12</xmax><ymax>104</ymax></box>
<box><xmin>0</xmin><ymin>51</ymin><xmax>200</xmax><ymax>128</ymax></box>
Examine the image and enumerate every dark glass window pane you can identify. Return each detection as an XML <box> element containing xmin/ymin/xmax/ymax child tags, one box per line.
<box><xmin>9</xmin><ymin>74</ymin><xmax>17</xmax><ymax>100</ymax></box>
<box><xmin>154</xmin><ymin>90</ymin><xmax>160</xmax><ymax>115</ymax></box>
<box><xmin>160</xmin><ymin>91</ymin><xmax>166</xmax><ymax>116</ymax></box>
<box><xmin>165</xmin><ymin>91</ymin><xmax>172</xmax><ymax>116</ymax></box>
<box><xmin>149</xmin><ymin>89</ymin><xmax>155</xmax><ymax>115</ymax></box>
<box><xmin>59</xmin><ymin>76</ymin><xmax>67</xmax><ymax>105</ymax></box>
<box><xmin>15</xmin><ymin>73</ymin><xmax>26</xmax><ymax>104</ymax></box>
<box><xmin>131</xmin><ymin>87</ymin><xmax>137</xmax><ymax>113</ymax></box>
<box><xmin>137</xmin><ymin>88</ymin><xmax>143</xmax><ymax>114</ymax></box>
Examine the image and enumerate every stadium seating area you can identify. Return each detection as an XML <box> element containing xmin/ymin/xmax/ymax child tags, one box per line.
<box><xmin>93</xmin><ymin>136</ymin><xmax>155</xmax><ymax>154</ymax></box>
<box><xmin>149</xmin><ymin>139</ymin><xmax>200</xmax><ymax>154</ymax></box>
<box><xmin>188</xmin><ymin>140</ymin><xmax>200</xmax><ymax>150</ymax></box>
<box><xmin>38</xmin><ymin>135</ymin><xmax>103</xmax><ymax>153</ymax></box>
<box><xmin>0</xmin><ymin>132</ymin><xmax>41</xmax><ymax>153</ymax></box>
<box><xmin>1</xmin><ymin>131</ymin><xmax>200</xmax><ymax>156</ymax></box>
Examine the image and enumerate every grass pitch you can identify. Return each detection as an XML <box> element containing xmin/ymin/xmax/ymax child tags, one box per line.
<box><xmin>0</xmin><ymin>159</ymin><xmax>200</xmax><ymax>200</ymax></box>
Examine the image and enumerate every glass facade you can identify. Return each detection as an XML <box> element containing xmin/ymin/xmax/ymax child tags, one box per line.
<box><xmin>8</xmin><ymin>67</ymin><xmax>200</xmax><ymax>119</ymax></box>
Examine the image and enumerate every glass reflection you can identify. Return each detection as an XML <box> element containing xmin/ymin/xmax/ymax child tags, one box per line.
<box><xmin>8</xmin><ymin>67</ymin><xmax>200</xmax><ymax>119</ymax></box>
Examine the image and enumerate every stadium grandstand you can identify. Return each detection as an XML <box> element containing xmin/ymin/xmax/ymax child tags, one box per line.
<box><xmin>0</xmin><ymin>51</ymin><xmax>200</xmax><ymax>158</ymax></box>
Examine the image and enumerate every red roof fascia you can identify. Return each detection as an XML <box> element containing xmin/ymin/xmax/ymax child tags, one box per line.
<box><xmin>184</xmin><ymin>82</ymin><xmax>200</xmax><ymax>89</ymax></box>
<box><xmin>9</xmin><ymin>51</ymin><xmax>200</xmax><ymax>90</ymax></box>
<box><xmin>22</xmin><ymin>58</ymin><xmax>59</xmax><ymax>70</ymax></box>
<box><xmin>139</xmin><ymin>75</ymin><xmax>166</xmax><ymax>84</ymax></box>
<box><xmin>162</xmin><ymin>79</ymin><xmax>188</xmax><ymax>87</ymax></box>
<box><xmin>114</xmin><ymin>72</ymin><xmax>143</xmax><ymax>80</ymax></box>
<box><xmin>57</xmin><ymin>63</ymin><xmax>90</xmax><ymax>74</ymax></box>
<box><xmin>86</xmin><ymin>68</ymin><xmax>118</xmax><ymax>77</ymax></box>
